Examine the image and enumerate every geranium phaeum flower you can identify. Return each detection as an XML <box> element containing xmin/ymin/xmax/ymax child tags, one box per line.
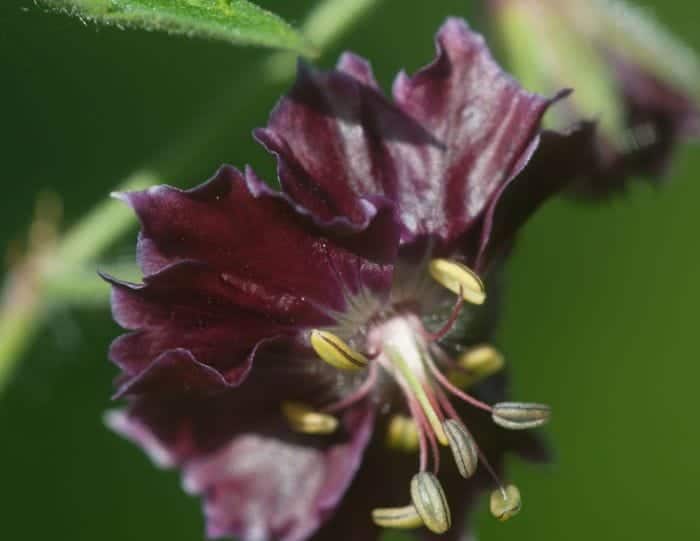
<box><xmin>104</xmin><ymin>18</ymin><xmax>567</xmax><ymax>541</ymax></box>
<box><xmin>489</xmin><ymin>0</ymin><xmax>700</xmax><ymax>197</ymax></box>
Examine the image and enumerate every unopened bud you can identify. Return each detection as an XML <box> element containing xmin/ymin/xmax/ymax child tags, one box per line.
<box><xmin>410</xmin><ymin>472</ymin><xmax>451</xmax><ymax>534</ymax></box>
<box><xmin>492</xmin><ymin>402</ymin><xmax>551</xmax><ymax>430</ymax></box>
<box><xmin>281</xmin><ymin>401</ymin><xmax>338</xmax><ymax>434</ymax></box>
<box><xmin>371</xmin><ymin>505</ymin><xmax>424</xmax><ymax>529</ymax></box>
<box><xmin>310</xmin><ymin>329</ymin><xmax>368</xmax><ymax>371</ymax></box>
<box><xmin>443</xmin><ymin>420</ymin><xmax>478</xmax><ymax>479</ymax></box>
<box><xmin>428</xmin><ymin>259</ymin><xmax>486</xmax><ymax>305</ymax></box>
<box><xmin>490</xmin><ymin>484</ymin><xmax>522</xmax><ymax>522</ymax></box>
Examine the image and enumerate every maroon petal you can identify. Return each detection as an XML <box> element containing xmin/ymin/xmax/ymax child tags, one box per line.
<box><xmin>473</xmin><ymin>123</ymin><xmax>597</xmax><ymax>270</ymax></box>
<box><xmin>254</xmin><ymin>57</ymin><xmax>438</xmax><ymax>237</ymax></box>
<box><xmin>106</xmin><ymin>166</ymin><xmax>399</xmax><ymax>393</ymax></box>
<box><xmin>257</xmin><ymin>18</ymin><xmax>559</xmax><ymax>251</ymax></box>
<box><xmin>109</xmin><ymin>397</ymin><xmax>375</xmax><ymax>541</ymax></box>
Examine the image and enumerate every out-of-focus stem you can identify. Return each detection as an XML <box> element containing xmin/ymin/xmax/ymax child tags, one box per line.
<box><xmin>0</xmin><ymin>0</ymin><xmax>381</xmax><ymax>393</ymax></box>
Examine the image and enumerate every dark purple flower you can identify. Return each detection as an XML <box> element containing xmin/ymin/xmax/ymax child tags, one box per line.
<box><xmin>489</xmin><ymin>0</ymin><xmax>700</xmax><ymax>197</ymax></box>
<box><xmin>104</xmin><ymin>18</ymin><xmax>566</xmax><ymax>540</ymax></box>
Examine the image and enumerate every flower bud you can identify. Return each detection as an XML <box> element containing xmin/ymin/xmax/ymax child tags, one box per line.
<box><xmin>489</xmin><ymin>0</ymin><xmax>700</xmax><ymax>195</ymax></box>
<box><xmin>410</xmin><ymin>472</ymin><xmax>451</xmax><ymax>534</ymax></box>
<box><xmin>492</xmin><ymin>402</ymin><xmax>551</xmax><ymax>430</ymax></box>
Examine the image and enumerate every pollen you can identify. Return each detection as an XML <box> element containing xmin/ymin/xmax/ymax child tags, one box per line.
<box><xmin>310</xmin><ymin>329</ymin><xmax>369</xmax><ymax>371</ymax></box>
<box><xmin>281</xmin><ymin>401</ymin><xmax>339</xmax><ymax>435</ymax></box>
<box><xmin>428</xmin><ymin>259</ymin><xmax>486</xmax><ymax>305</ymax></box>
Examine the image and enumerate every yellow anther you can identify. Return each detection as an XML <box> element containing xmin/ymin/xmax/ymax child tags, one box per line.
<box><xmin>428</xmin><ymin>259</ymin><xmax>486</xmax><ymax>305</ymax></box>
<box><xmin>492</xmin><ymin>402</ymin><xmax>551</xmax><ymax>430</ymax></box>
<box><xmin>490</xmin><ymin>484</ymin><xmax>522</xmax><ymax>522</ymax></box>
<box><xmin>371</xmin><ymin>505</ymin><xmax>424</xmax><ymax>529</ymax></box>
<box><xmin>448</xmin><ymin>344</ymin><xmax>504</xmax><ymax>388</ymax></box>
<box><xmin>410</xmin><ymin>472</ymin><xmax>451</xmax><ymax>534</ymax></box>
<box><xmin>281</xmin><ymin>401</ymin><xmax>338</xmax><ymax>435</ymax></box>
<box><xmin>386</xmin><ymin>415</ymin><xmax>420</xmax><ymax>453</ymax></box>
<box><xmin>310</xmin><ymin>330</ymin><xmax>368</xmax><ymax>372</ymax></box>
<box><xmin>443</xmin><ymin>420</ymin><xmax>479</xmax><ymax>479</ymax></box>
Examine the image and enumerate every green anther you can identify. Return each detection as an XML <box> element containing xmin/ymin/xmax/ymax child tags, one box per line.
<box><xmin>490</xmin><ymin>484</ymin><xmax>522</xmax><ymax>522</ymax></box>
<box><xmin>443</xmin><ymin>420</ymin><xmax>479</xmax><ymax>479</ymax></box>
<box><xmin>492</xmin><ymin>402</ymin><xmax>551</xmax><ymax>430</ymax></box>
<box><xmin>410</xmin><ymin>472</ymin><xmax>451</xmax><ymax>534</ymax></box>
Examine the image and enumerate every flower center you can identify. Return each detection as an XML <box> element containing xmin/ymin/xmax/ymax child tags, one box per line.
<box><xmin>282</xmin><ymin>259</ymin><xmax>551</xmax><ymax>534</ymax></box>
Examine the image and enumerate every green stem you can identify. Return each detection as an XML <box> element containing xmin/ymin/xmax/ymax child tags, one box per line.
<box><xmin>57</xmin><ymin>170</ymin><xmax>158</xmax><ymax>265</ymax></box>
<box><xmin>0</xmin><ymin>290</ymin><xmax>43</xmax><ymax>392</ymax></box>
<box><xmin>0</xmin><ymin>0</ymin><xmax>381</xmax><ymax>394</ymax></box>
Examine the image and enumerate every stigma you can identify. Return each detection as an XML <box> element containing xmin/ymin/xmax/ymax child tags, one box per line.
<box><xmin>296</xmin><ymin>259</ymin><xmax>551</xmax><ymax>534</ymax></box>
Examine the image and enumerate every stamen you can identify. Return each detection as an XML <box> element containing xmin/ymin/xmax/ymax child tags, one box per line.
<box><xmin>425</xmin><ymin>289</ymin><xmax>464</xmax><ymax>342</ymax></box>
<box><xmin>433</xmin><ymin>384</ymin><xmax>507</xmax><ymax>492</ymax></box>
<box><xmin>448</xmin><ymin>344</ymin><xmax>505</xmax><ymax>388</ymax></box>
<box><xmin>492</xmin><ymin>402</ymin><xmax>551</xmax><ymax>430</ymax></box>
<box><xmin>443</xmin><ymin>419</ymin><xmax>478</xmax><ymax>479</ymax></box>
<box><xmin>404</xmin><ymin>395</ymin><xmax>429</xmax><ymax>472</ymax></box>
<box><xmin>386</xmin><ymin>415</ymin><xmax>420</xmax><ymax>453</ymax></box>
<box><xmin>281</xmin><ymin>401</ymin><xmax>338</xmax><ymax>434</ymax></box>
<box><xmin>385</xmin><ymin>345</ymin><xmax>449</xmax><ymax>445</ymax></box>
<box><xmin>310</xmin><ymin>329</ymin><xmax>368</xmax><ymax>372</ymax></box>
<box><xmin>490</xmin><ymin>484</ymin><xmax>522</xmax><ymax>522</ymax></box>
<box><xmin>428</xmin><ymin>259</ymin><xmax>486</xmax><ymax>305</ymax></box>
<box><xmin>322</xmin><ymin>363</ymin><xmax>378</xmax><ymax>414</ymax></box>
<box><xmin>410</xmin><ymin>472</ymin><xmax>451</xmax><ymax>534</ymax></box>
<box><xmin>423</xmin><ymin>352</ymin><xmax>493</xmax><ymax>413</ymax></box>
<box><xmin>371</xmin><ymin>505</ymin><xmax>424</xmax><ymax>529</ymax></box>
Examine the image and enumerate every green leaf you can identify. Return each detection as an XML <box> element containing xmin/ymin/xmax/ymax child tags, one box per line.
<box><xmin>41</xmin><ymin>0</ymin><xmax>315</xmax><ymax>55</ymax></box>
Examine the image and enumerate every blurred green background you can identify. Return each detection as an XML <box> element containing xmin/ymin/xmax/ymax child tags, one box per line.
<box><xmin>1</xmin><ymin>0</ymin><xmax>698</xmax><ymax>539</ymax></box>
